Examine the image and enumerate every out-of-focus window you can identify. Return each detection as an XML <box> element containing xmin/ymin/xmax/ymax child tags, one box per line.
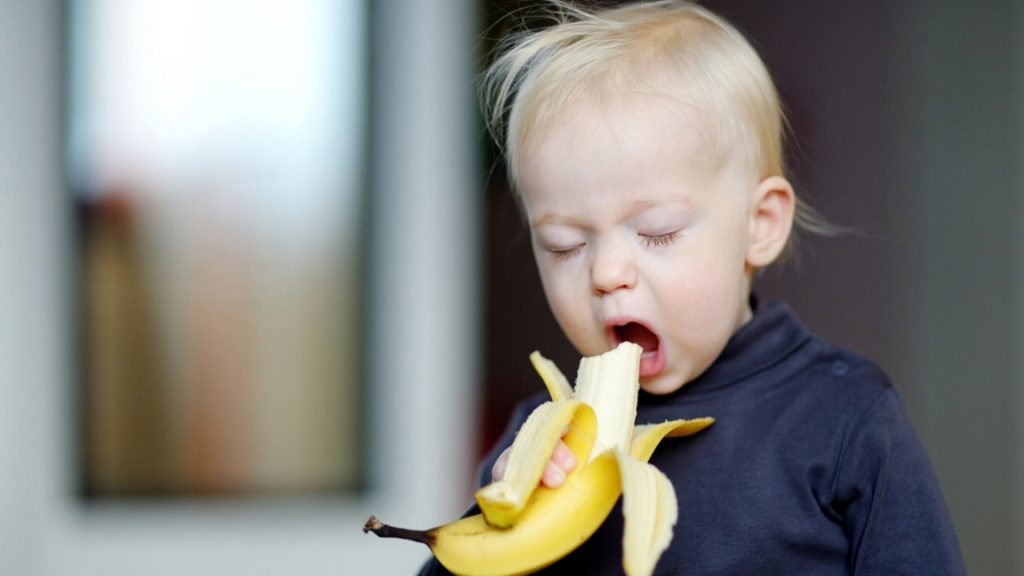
<box><xmin>68</xmin><ymin>0</ymin><xmax>365</xmax><ymax>497</ymax></box>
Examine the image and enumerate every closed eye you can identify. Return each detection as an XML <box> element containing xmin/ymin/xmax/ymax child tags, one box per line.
<box><xmin>549</xmin><ymin>244</ymin><xmax>585</xmax><ymax>262</ymax></box>
<box><xmin>640</xmin><ymin>231</ymin><xmax>680</xmax><ymax>248</ymax></box>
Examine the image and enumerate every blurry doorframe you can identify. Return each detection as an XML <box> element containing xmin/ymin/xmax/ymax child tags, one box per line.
<box><xmin>0</xmin><ymin>0</ymin><xmax>480</xmax><ymax>574</ymax></box>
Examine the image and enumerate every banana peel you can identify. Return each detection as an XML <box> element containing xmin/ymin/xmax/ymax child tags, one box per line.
<box><xmin>364</xmin><ymin>342</ymin><xmax>714</xmax><ymax>576</ymax></box>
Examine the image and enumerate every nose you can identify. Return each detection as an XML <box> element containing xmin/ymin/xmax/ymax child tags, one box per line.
<box><xmin>590</xmin><ymin>240</ymin><xmax>637</xmax><ymax>295</ymax></box>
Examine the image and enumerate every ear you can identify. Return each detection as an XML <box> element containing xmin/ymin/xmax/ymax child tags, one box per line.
<box><xmin>745</xmin><ymin>176</ymin><xmax>795</xmax><ymax>269</ymax></box>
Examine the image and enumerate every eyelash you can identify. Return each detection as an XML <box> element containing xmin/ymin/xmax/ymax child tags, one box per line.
<box><xmin>552</xmin><ymin>230</ymin><xmax>679</xmax><ymax>262</ymax></box>
<box><xmin>548</xmin><ymin>232</ymin><xmax>679</xmax><ymax>262</ymax></box>
<box><xmin>641</xmin><ymin>231</ymin><xmax>680</xmax><ymax>248</ymax></box>
<box><xmin>550</xmin><ymin>245</ymin><xmax>584</xmax><ymax>262</ymax></box>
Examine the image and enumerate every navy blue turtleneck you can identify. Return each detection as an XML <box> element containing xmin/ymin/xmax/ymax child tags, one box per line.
<box><xmin>419</xmin><ymin>301</ymin><xmax>965</xmax><ymax>575</ymax></box>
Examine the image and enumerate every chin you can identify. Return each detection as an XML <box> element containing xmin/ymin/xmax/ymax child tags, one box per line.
<box><xmin>638</xmin><ymin>375</ymin><xmax>685</xmax><ymax>396</ymax></box>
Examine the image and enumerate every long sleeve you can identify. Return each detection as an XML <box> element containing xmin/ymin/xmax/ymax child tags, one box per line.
<box><xmin>833</xmin><ymin>388</ymin><xmax>966</xmax><ymax>575</ymax></box>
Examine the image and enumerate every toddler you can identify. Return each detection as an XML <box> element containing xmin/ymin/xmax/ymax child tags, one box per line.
<box><xmin>421</xmin><ymin>1</ymin><xmax>965</xmax><ymax>574</ymax></box>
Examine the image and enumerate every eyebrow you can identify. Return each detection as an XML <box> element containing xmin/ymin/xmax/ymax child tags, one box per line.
<box><xmin>530</xmin><ymin>197</ymin><xmax>696</xmax><ymax>229</ymax></box>
<box><xmin>529</xmin><ymin>212</ymin><xmax>586</xmax><ymax>229</ymax></box>
<box><xmin>627</xmin><ymin>197</ymin><xmax>696</xmax><ymax>215</ymax></box>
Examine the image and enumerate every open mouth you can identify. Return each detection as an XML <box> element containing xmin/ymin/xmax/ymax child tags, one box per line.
<box><xmin>611</xmin><ymin>321</ymin><xmax>666</xmax><ymax>378</ymax></box>
<box><xmin>613</xmin><ymin>322</ymin><xmax>660</xmax><ymax>353</ymax></box>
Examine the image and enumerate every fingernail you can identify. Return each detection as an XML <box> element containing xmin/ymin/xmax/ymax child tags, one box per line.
<box><xmin>563</xmin><ymin>450</ymin><xmax>577</xmax><ymax>470</ymax></box>
<box><xmin>546</xmin><ymin>464</ymin><xmax>566</xmax><ymax>487</ymax></box>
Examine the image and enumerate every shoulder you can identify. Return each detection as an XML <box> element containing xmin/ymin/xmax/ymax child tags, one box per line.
<box><xmin>759</xmin><ymin>329</ymin><xmax>913</xmax><ymax>464</ymax></box>
<box><xmin>792</xmin><ymin>333</ymin><xmax>899</xmax><ymax>417</ymax></box>
<box><xmin>790</xmin><ymin>335</ymin><xmax>930</xmax><ymax>481</ymax></box>
<box><xmin>724</xmin><ymin>299</ymin><xmax>895</xmax><ymax>412</ymax></box>
<box><xmin>805</xmin><ymin>343</ymin><xmax>967</xmax><ymax>573</ymax></box>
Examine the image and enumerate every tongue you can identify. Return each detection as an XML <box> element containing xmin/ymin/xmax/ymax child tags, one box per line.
<box><xmin>616</xmin><ymin>323</ymin><xmax>659</xmax><ymax>354</ymax></box>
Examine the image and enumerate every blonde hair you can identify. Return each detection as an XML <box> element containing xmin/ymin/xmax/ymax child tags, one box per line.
<box><xmin>480</xmin><ymin>0</ymin><xmax>833</xmax><ymax>245</ymax></box>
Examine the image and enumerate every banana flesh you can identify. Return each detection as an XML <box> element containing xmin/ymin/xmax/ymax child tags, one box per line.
<box><xmin>364</xmin><ymin>342</ymin><xmax>714</xmax><ymax>576</ymax></box>
<box><xmin>475</xmin><ymin>399</ymin><xmax>589</xmax><ymax>527</ymax></box>
<box><xmin>573</xmin><ymin>343</ymin><xmax>641</xmax><ymax>457</ymax></box>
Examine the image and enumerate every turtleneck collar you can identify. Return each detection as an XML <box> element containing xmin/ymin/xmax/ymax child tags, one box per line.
<box><xmin>639</xmin><ymin>297</ymin><xmax>812</xmax><ymax>406</ymax></box>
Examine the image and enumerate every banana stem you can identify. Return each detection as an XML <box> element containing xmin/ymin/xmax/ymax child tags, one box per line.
<box><xmin>363</xmin><ymin>515</ymin><xmax>435</xmax><ymax>547</ymax></box>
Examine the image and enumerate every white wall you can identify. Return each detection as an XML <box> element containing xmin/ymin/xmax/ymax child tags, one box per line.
<box><xmin>0</xmin><ymin>2</ymin><xmax>66</xmax><ymax>574</ymax></box>
<box><xmin>0</xmin><ymin>0</ymin><xmax>480</xmax><ymax>574</ymax></box>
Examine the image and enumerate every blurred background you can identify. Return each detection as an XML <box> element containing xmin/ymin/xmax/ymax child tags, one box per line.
<box><xmin>0</xmin><ymin>0</ymin><xmax>1020</xmax><ymax>574</ymax></box>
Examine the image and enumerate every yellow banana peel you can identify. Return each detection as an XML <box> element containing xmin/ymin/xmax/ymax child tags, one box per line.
<box><xmin>364</xmin><ymin>342</ymin><xmax>714</xmax><ymax>576</ymax></box>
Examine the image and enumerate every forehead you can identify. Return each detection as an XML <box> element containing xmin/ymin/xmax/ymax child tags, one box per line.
<box><xmin>517</xmin><ymin>91</ymin><xmax>725</xmax><ymax>207</ymax></box>
<box><xmin>521</xmin><ymin>68</ymin><xmax>714</xmax><ymax>151</ymax></box>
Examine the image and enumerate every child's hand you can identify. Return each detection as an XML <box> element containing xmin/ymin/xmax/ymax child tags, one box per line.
<box><xmin>491</xmin><ymin>439</ymin><xmax>577</xmax><ymax>488</ymax></box>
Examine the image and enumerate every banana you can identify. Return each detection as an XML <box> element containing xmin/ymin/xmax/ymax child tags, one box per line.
<box><xmin>364</xmin><ymin>343</ymin><xmax>714</xmax><ymax>576</ymax></box>
<box><xmin>528</xmin><ymin>351</ymin><xmax>573</xmax><ymax>402</ymax></box>
<box><xmin>474</xmin><ymin>399</ymin><xmax>588</xmax><ymax>527</ymax></box>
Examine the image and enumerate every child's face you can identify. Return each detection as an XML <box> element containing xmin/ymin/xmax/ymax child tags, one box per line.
<box><xmin>517</xmin><ymin>95</ymin><xmax>758</xmax><ymax>395</ymax></box>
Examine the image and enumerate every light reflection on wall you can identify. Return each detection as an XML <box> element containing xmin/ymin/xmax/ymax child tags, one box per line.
<box><xmin>69</xmin><ymin>0</ymin><xmax>364</xmax><ymax>496</ymax></box>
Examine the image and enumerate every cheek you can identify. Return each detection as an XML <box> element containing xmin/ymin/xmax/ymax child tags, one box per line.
<box><xmin>539</xmin><ymin>268</ymin><xmax>583</xmax><ymax>322</ymax></box>
<box><xmin>534</xmin><ymin>258</ymin><xmax>561</xmax><ymax>303</ymax></box>
<box><xmin>535</xmin><ymin>262</ymin><xmax>602</xmax><ymax>349</ymax></box>
<box><xmin>657</xmin><ymin>280</ymin><xmax>737</xmax><ymax>366</ymax></box>
<box><xmin>535</xmin><ymin>260</ymin><xmax>572</xmax><ymax>312</ymax></box>
<box><xmin>654</xmin><ymin>253</ymin><xmax>745</xmax><ymax>325</ymax></box>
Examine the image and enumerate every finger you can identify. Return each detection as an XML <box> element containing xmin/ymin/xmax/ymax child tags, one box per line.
<box><xmin>550</xmin><ymin>439</ymin><xmax>577</xmax><ymax>474</ymax></box>
<box><xmin>491</xmin><ymin>448</ymin><xmax>510</xmax><ymax>482</ymax></box>
<box><xmin>541</xmin><ymin>459</ymin><xmax>567</xmax><ymax>488</ymax></box>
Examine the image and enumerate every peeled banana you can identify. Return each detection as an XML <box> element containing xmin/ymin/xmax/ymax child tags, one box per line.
<box><xmin>363</xmin><ymin>342</ymin><xmax>714</xmax><ymax>576</ymax></box>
